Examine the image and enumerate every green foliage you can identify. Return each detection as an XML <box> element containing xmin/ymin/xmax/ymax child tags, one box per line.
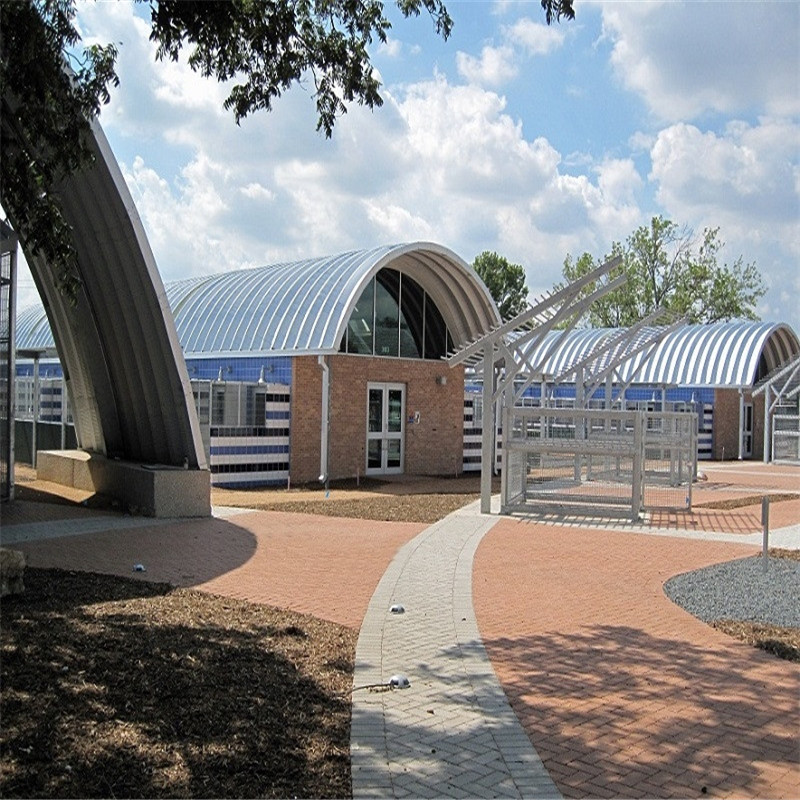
<box><xmin>1</xmin><ymin>0</ymin><xmax>573</xmax><ymax>298</ymax></box>
<box><xmin>473</xmin><ymin>251</ymin><xmax>529</xmax><ymax>321</ymax></box>
<box><xmin>539</xmin><ymin>0</ymin><xmax>575</xmax><ymax>24</ymax></box>
<box><xmin>0</xmin><ymin>0</ymin><xmax>119</xmax><ymax>300</ymax></box>
<box><xmin>559</xmin><ymin>216</ymin><xmax>767</xmax><ymax>327</ymax></box>
<box><xmin>147</xmin><ymin>0</ymin><xmax>453</xmax><ymax>136</ymax></box>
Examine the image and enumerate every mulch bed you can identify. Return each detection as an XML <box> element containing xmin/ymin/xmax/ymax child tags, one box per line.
<box><xmin>249</xmin><ymin>493</ymin><xmax>479</xmax><ymax>524</ymax></box>
<box><xmin>694</xmin><ymin>492</ymin><xmax>798</xmax><ymax>510</ymax></box>
<box><xmin>1</xmin><ymin>569</ymin><xmax>356</xmax><ymax>799</ymax></box>
<box><xmin>712</xmin><ymin>619</ymin><xmax>800</xmax><ymax>662</ymax></box>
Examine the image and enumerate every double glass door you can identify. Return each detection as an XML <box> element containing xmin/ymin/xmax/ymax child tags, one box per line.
<box><xmin>367</xmin><ymin>383</ymin><xmax>405</xmax><ymax>474</ymax></box>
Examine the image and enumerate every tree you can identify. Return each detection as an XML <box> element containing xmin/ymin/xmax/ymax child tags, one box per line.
<box><xmin>560</xmin><ymin>217</ymin><xmax>767</xmax><ymax>327</ymax></box>
<box><xmin>0</xmin><ymin>0</ymin><xmax>573</xmax><ymax>299</ymax></box>
<box><xmin>473</xmin><ymin>251</ymin><xmax>529</xmax><ymax>321</ymax></box>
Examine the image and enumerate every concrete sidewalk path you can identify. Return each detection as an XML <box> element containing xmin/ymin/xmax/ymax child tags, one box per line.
<box><xmin>351</xmin><ymin>500</ymin><xmax>560</xmax><ymax>799</ymax></box>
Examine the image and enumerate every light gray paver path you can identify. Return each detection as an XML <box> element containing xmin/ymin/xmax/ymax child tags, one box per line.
<box><xmin>0</xmin><ymin>513</ymin><xmax>176</xmax><ymax>545</ymax></box>
<box><xmin>351</xmin><ymin>501</ymin><xmax>560</xmax><ymax>799</ymax></box>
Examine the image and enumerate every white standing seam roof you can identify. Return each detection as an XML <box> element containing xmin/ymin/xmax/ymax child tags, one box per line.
<box><xmin>17</xmin><ymin>254</ymin><xmax>798</xmax><ymax>387</ymax></box>
<box><xmin>518</xmin><ymin>321</ymin><xmax>799</xmax><ymax>388</ymax></box>
<box><xmin>17</xmin><ymin>242</ymin><xmax>501</xmax><ymax>359</ymax></box>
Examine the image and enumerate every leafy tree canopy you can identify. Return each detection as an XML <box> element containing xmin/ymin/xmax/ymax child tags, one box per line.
<box><xmin>0</xmin><ymin>0</ymin><xmax>573</xmax><ymax>299</ymax></box>
<box><xmin>559</xmin><ymin>216</ymin><xmax>767</xmax><ymax>327</ymax></box>
<box><xmin>473</xmin><ymin>251</ymin><xmax>529</xmax><ymax>321</ymax></box>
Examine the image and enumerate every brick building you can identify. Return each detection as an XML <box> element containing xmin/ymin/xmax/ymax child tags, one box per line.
<box><xmin>16</xmin><ymin>245</ymin><xmax>800</xmax><ymax>486</ymax></box>
<box><xmin>16</xmin><ymin>242</ymin><xmax>499</xmax><ymax>486</ymax></box>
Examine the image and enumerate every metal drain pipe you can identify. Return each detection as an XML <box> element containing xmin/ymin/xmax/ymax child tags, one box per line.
<box><xmin>319</xmin><ymin>355</ymin><xmax>330</xmax><ymax>489</ymax></box>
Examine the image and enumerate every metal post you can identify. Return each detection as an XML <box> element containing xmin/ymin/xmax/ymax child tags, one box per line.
<box><xmin>574</xmin><ymin>368</ymin><xmax>584</xmax><ymax>482</ymax></box>
<box><xmin>763</xmin><ymin>387</ymin><xmax>772</xmax><ymax>462</ymax></box>
<box><xmin>31</xmin><ymin>355</ymin><xmax>40</xmax><ymax>468</ymax></box>
<box><xmin>631</xmin><ymin>411</ymin><xmax>644</xmax><ymax>521</ymax></box>
<box><xmin>762</xmin><ymin>495</ymin><xmax>770</xmax><ymax>570</ymax></box>
<box><xmin>500</xmin><ymin>399</ymin><xmax>509</xmax><ymax>510</ymax></box>
<box><xmin>480</xmin><ymin>348</ymin><xmax>493</xmax><ymax>514</ymax></box>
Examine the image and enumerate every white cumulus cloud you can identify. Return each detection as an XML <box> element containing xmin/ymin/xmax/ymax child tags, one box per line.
<box><xmin>600</xmin><ymin>1</ymin><xmax>800</xmax><ymax>120</ymax></box>
<box><xmin>456</xmin><ymin>45</ymin><xmax>518</xmax><ymax>86</ymax></box>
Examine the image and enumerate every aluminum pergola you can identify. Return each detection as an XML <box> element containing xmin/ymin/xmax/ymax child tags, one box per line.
<box><xmin>447</xmin><ymin>257</ymin><xmax>687</xmax><ymax>513</ymax></box>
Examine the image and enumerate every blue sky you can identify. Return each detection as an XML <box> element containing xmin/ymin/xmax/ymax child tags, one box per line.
<box><xmin>16</xmin><ymin>0</ymin><xmax>800</xmax><ymax>330</ymax></box>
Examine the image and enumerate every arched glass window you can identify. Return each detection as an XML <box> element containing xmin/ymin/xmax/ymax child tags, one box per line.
<box><xmin>341</xmin><ymin>269</ymin><xmax>450</xmax><ymax>359</ymax></box>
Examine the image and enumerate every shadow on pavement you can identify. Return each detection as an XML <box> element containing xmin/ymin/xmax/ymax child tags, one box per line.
<box><xmin>483</xmin><ymin>624</ymin><xmax>799</xmax><ymax>799</ymax></box>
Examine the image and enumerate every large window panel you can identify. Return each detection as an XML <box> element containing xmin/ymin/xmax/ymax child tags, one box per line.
<box><xmin>374</xmin><ymin>271</ymin><xmax>400</xmax><ymax>357</ymax></box>
<box><xmin>424</xmin><ymin>293</ymin><xmax>449</xmax><ymax>360</ymax></box>
<box><xmin>346</xmin><ymin>278</ymin><xmax>374</xmax><ymax>354</ymax></box>
<box><xmin>400</xmin><ymin>274</ymin><xmax>424</xmax><ymax>359</ymax></box>
<box><xmin>341</xmin><ymin>268</ymin><xmax>451</xmax><ymax>360</ymax></box>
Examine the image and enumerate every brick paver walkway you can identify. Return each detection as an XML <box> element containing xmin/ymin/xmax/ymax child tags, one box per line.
<box><xmin>474</xmin><ymin>520</ymin><xmax>800</xmax><ymax>799</ymax></box>
<box><xmin>3</xmin><ymin>460</ymin><xmax>799</xmax><ymax>799</ymax></box>
<box><xmin>351</xmin><ymin>504</ymin><xmax>558</xmax><ymax>799</ymax></box>
<box><xmin>7</xmin><ymin>509</ymin><xmax>422</xmax><ymax>630</ymax></box>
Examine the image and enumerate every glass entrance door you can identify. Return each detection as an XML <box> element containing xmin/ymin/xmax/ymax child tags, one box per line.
<box><xmin>367</xmin><ymin>383</ymin><xmax>405</xmax><ymax>475</ymax></box>
<box><xmin>743</xmin><ymin>402</ymin><xmax>754</xmax><ymax>458</ymax></box>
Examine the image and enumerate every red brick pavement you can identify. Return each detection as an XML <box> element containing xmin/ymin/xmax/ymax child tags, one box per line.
<box><xmin>649</xmin><ymin>497</ymin><xmax>800</xmax><ymax>534</ymax></box>
<box><xmin>474</xmin><ymin>519</ymin><xmax>800</xmax><ymax>799</ymax></box>
<box><xmin>15</xmin><ymin>510</ymin><xmax>423</xmax><ymax>630</ymax></box>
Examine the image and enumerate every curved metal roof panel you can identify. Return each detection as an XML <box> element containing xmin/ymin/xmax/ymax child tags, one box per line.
<box><xmin>517</xmin><ymin>321</ymin><xmax>799</xmax><ymax>387</ymax></box>
<box><xmin>17</xmin><ymin>242</ymin><xmax>500</xmax><ymax>359</ymax></box>
<box><xmin>627</xmin><ymin>321</ymin><xmax>798</xmax><ymax>386</ymax></box>
<box><xmin>16</xmin><ymin>304</ymin><xmax>57</xmax><ymax>352</ymax></box>
<box><xmin>165</xmin><ymin>243</ymin><xmax>499</xmax><ymax>356</ymax></box>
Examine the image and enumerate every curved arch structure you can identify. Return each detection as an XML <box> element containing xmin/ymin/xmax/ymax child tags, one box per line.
<box><xmin>6</xmin><ymin>118</ymin><xmax>209</xmax><ymax>515</ymax></box>
<box><xmin>519</xmin><ymin>321</ymin><xmax>800</xmax><ymax>388</ymax></box>
<box><xmin>165</xmin><ymin>242</ymin><xmax>499</xmax><ymax>357</ymax></box>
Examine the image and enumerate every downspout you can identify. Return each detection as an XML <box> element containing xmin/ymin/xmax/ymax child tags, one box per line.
<box><xmin>763</xmin><ymin>386</ymin><xmax>772</xmax><ymax>463</ymax></box>
<box><xmin>738</xmin><ymin>388</ymin><xmax>744</xmax><ymax>460</ymax></box>
<box><xmin>318</xmin><ymin>355</ymin><xmax>330</xmax><ymax>489</ymax></box>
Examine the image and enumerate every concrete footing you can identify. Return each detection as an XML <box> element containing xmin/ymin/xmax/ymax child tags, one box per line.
<box><xmin>36</xmin><ymin>450</ymin><xmax>211</xmax><ymax>518</ymax></box>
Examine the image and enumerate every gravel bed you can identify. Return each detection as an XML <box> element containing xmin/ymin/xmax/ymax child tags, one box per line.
<box><xmin>664</xmin><ymin>555</ymin><xmax>800</xmax><ymax>628</ymax></box>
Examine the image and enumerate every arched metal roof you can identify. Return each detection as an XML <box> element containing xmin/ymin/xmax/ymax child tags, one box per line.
<box><xmin>16</xmin><ymin>304</ymin><xmax>58</xmax><ymax>354</ymax></box>
<box><xmin>519</xmin><ymin>321</ymin><xmax>799</xmax><ymax>388</ymax></box>
<box><xmin>4</xmin><ymin>110</ymin><xmax>206</xmax><ymax>470</ymax></box>
<box><xmin>18</xmin><ymin>243</ymin><xmax>500</xmax><ymax>358</ymax></box>
<box><xmin>167</xmin><ymin>242</ymin><xmax>499</xmax><ymax>356</ymax></box>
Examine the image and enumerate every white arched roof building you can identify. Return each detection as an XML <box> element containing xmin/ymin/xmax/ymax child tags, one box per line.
<box><xmin>19</xmin><ymin>242</ymin><xmax>498</xmax><ymax>361</ymax></box>
<box><xmin>17</xmin><ymin>252</ymin><xmax>799</xmax><ymax>482</ymax></box>
<box><xmin>17</xmin><ymin>242</ymin><xmax>501</xmax><ymax>486</ymax></box>
<box><xmin>515</xmin><ymin>322</ymin><xmax>798</xmax><ymax>388</ymax></box>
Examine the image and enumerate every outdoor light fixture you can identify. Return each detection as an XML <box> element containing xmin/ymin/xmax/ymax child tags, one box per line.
<box><xmin>389</xmin><ymin>674</ymin><xmax>411</xmax><ymax>689</ymax></box>
<box><xmin>435</xmin><ymin>375</ymin><xmax>447</xmax><ymax>385</ymax></box>
<box><xmin>390</xmin><ymin>604</ymin><xmax>405</xmax><ymax>614</ymax></box>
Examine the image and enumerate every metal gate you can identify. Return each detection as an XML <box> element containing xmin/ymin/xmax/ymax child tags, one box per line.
<box><xmin>501</xmin><ymin>406</ymin><xmax>697</xmax><ymax>520</ymax></box>
<box><xmin>772</xmin><ymin>413</ymin><xmax>800</xmax><ymax>463</ymax></box>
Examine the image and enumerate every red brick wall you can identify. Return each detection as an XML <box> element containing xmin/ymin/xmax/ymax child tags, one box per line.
<box><xmin>290</xmin><ymin>355</ymin><xmax>465</xmax><ymax>483</ymax></box>
<box><xmin>290</xmin><ymin>357</ymin><xmax>324</xmax><ymax>484</ymax></box>
<box><xmin>713</xmin><ymin>388</ymin><xmax>764</xmax><ymax>460</ymax></box>
<box><xmin>713</xmin><ymin>389</ymin><xmax>740</xmax><ymax>460</ymax></box>
<box><xmin>752</xmin><ymin>393</ymin><xmax>765</xmax><ymax>460</ymax></box>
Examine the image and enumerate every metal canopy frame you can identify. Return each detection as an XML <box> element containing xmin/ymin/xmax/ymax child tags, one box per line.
<box><xmin>447</xmin><ymin>257</ymin><xmax>693</xmax><ymax>514</ymax></box>
<box><xmin>448</xmin><ymin>256</ymin><xmax>620</xmax><ymax>513</ymax></box>
<box><xmin>753</xmin><ymin>353</ymin><xmax>800</xmax><ymax>461</ymax></box>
